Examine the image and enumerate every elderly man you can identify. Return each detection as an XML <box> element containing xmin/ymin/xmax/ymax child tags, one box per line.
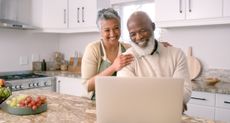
<box><xmin>117</xmin><ymin>11</ymin><xmax>192</xmax><ymax>109</ymax></box>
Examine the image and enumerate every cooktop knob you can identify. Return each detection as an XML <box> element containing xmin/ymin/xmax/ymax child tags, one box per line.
<box><xmin>15</xmin><ymin>85</ymin><xmax>21</xmax><ymax>89</ymax></box>
<box><xmin>29</xmin><ymin>83</ymin><xmax>33</xmax><ymax>87</ymax></box>
<box><xmin>33</xmin><ymin>83</ymin><xmax>37</xmax><ymax>87</ymax></box>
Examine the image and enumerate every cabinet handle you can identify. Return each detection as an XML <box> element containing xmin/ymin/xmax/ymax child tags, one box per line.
<box><xmin>224</xmin><ymin>101</ymin><xmax>230</xmax><ymax>104</ymax></box>
<box><xmin>57</xmin><ymin>80</ymin><xmax>61</xmax><ymax>93</ymax></box>
<box><xmin>188</xmin><ymin>0</ymin><xmax>192</xmax><ymax>12</ymax></box>
<box><xmin>64</xmin><ymin>9</ymin><xmax>67</xmax><ymax>24</ymax></box>
<box><xmin>77</xmin><ymin>8</ymin><xmax>80</xmax><ymax>23</ymax></box>
<box><xmin>179</xmin><ymin>0</ymin><xmax>182</xmax><ymax>13</ymax></box>
<box><xmin>191</xmin><ymin>97</ymin><xmax>207</xmax><ymax>101</ymax></box>
<box><xmin>82</xmin><ymin>7</ymin><xmax>85</xmax><ymax>23</ymax></box>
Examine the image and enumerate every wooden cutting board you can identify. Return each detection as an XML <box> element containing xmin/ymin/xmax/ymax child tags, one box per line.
<box><xmin>187</xmin><ymin>47</ymin><xmax>202</xmax><ymax>80</ymax></box>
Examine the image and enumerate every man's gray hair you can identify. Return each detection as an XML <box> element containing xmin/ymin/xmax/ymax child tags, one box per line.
<box><xmin>96</xmin><ymin>8</ymin><xmax>120</xmax><ymax>29</ymax></box>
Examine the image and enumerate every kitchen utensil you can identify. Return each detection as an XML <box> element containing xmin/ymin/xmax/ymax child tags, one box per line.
<box><xmin>187</xmin><ymin>47</ymin><xmax>202</xmax><ymax>80</ymax></box>
<box><xmin>61</xmin><ymin>64</ymin><xmax>68</xmax><ymax>71</ymax></box>
<box><xmin>41</xmin><ymin>59</ymin><xmax>47</xmax><ymax>71</ymax></box>
<box><xmin>53</xmin><ymin>52</ymin><xmax>64</xmax><ymax>70</ymax></box>
<box><xmin>32</xmin><ymin>62</ymin><xmax>42</xmax><ymax>71</ymax></box>
<box><xmin>74</xmin><ymin>51</ymin><xmax>79</xmax><ymax>66</ymax></box>
<box><xmin>204</xmin><ymin>77</ymin><xmax>220</xmax><ymax>85</ymax></box>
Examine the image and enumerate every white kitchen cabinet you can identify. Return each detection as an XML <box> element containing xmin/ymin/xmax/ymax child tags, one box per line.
<box><xmin>184</xmin><ymin>91</ymin><xmax>215</xmax><ymax>120</ymax></box>
<box><xmin>32</xmin><ymin>0</ymin><xmax>109</xmax><ymax>33</ymax></box>
<box><xmin>155</xmin><ymin>0</ymin><xmax>221</xmax><ymax>21</ymax></box>
<box><xmin>68</xmin><ymin>0</ymin><xmax>98</xmax><ymax>32</ymax></box>
<box><xmin>155</xmin><ymin>0</ymin><xmax>229</xmax><ymax>28</ymax></box>
<box><xmin>155</xmin><ymin>0</ymin><xmax>186</xmax><ymax>21</ymax></box>
<box><xmin>42</xmin><ymin>0</ymin><xmax>67</xmax><ymax>29</ymax></box>
<box><xmin>31</xmin><ymin>0</ymin><xmax>67</xmax><ymax>29</ymax></box>
<box><xmin>56</xmin><ymin>76</ymin><xmax>86</xmax><ymax>97</ymax></box>
<box><xmin>186</xmin><ymin>104</ymin><xmax>215</xmax><ymax>120</ymax></box>
<box><xmin>185</xmin><ymin>91</ymin><xmax>230</xmax><ymax>122</ymax></box>
<box><xmin>186</xmin><ymin>0</ymin><xmax>222</xmax><ymax>20</ymax></box>
<box><xmin>215</xmin><ymin>108</ymin><xmax>230</xmax><ymax>122</ymax></box>
<box><xmin>215</xmin><ymin>94</ymin><xmax>230</xmax><ymax>122</ymax></box>
<box><xmin>223</xmin><ymin>0</ymin><xmax>230</xmax><ymax>17</ymax></box>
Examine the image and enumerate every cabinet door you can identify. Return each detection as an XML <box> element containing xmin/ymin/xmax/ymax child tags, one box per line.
<box><xmin>68</xmin><ymin>0</ymin><xmax>82</xmax><ymax>28</ymax></box>
<box><xmin>185</xmin><ymin>104</ymin><xmax>215</xmax><ymax>120</ymax></box>
<box><xmin>223</xmin><ymin>0</ymin><xmax>230</xmax><ymax>17</ymax></box>
<box><xmin>81</xmin><ymin>0</ymin><xmax>97</xmax><ymax>29</ymax></box>
<box><xmin>189</xmin><ymin>91</ymin><xmax>215</xmax><ymax>106</ymax></box>
<box><xmin>186</xmin><ymin>0</ymin><xmax>222</xmax><ymax>19</ymax></box>
<box><xmin>155</xmin><ymin>0</ymin><xmax>186</xmax><ymax>21</ymax></box>
<box><xmin>184</xmin><ymin>91</ymin><xmax>215</xmax><ymax>120</ymax></box>
<box><xmin>69</xmin><ymin>0</ymin><xmax>97</xmax><ymax>31</ymax></box>
<box><xmin>215</xmin><ymin>108</ymin><xmax>230</xmax><ymax>122</ymax></box>
<box><xmin>216</xmin><ymin>93</ymin><xmax>230</xmax><ymax>109</ymax></box>
<box><xmin>56</xmin><ymin>77</ymin><xmax>84</xmax><ymax>97</ymax></box>
<box><xmin>42</xmin><ymin>0</ymin><xmax>68</xmax><ymax>29</ymax></box>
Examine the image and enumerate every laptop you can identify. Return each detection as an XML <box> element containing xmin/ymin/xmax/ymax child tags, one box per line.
<box><xmin>95</xmin><ymin>76</ymin><xmax>184</xmax><ymax>123</ymax></box>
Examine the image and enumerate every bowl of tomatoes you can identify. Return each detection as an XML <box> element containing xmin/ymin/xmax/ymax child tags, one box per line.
<box><xmin>1</xmin><ymin>94</ymin><xmax>47</xmax><ymax>115</ymax></box>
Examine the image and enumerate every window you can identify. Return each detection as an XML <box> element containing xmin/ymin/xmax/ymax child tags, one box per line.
<box><xmin>114</xmin><ymin>2</ymin><xmax>161</xmax><ymax>43</ymax></box>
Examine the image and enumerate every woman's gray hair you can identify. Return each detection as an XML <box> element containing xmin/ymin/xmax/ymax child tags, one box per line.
<box><xmin>96</xmin><ymin>8</ymin><xmax>120</xmax><ymax>29</ymax></box>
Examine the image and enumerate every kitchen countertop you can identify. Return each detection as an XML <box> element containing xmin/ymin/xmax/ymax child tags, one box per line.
<box><xmin>34</xmin><ymin>71</ymin><xmax>81</xmax><ymax>78</ymax></box>
<box><xmin>191</xmin><ymin>80</ymin><xmax>230</xmax><ymax>94</ymax></box>
<box><xmin>0</xmin><ymin>89</ymin><xmax>225</xmax><ymax>123</ymax></box>
<box><xmin>35</xmin><ymin>71</ymin><xmax>230</xmax><ymax>95</ymax></box>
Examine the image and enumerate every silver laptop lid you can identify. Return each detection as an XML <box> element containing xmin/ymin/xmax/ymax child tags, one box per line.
<box><xmin>95</xmin><ymin>76</ymin><xmax>184</xmax><ymax>123</ymax></box>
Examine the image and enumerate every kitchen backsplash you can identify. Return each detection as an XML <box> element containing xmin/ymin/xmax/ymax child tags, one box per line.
<box><xmin>0</xmin><ymin>29</ymin><xmax>59</xmax><ymax>72</ymax></box>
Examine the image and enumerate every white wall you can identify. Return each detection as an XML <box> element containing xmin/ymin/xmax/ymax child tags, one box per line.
<box><xmin>160</xmin><ymin>25</ymin><xmax>230</xmax><ymax>69</ymax></box>
<box><xmin>59</xmin><ymin>32</ymin><xmax>100</xmax><ymax>60</ymax></box>
<box><xmin>58</xmin><ymin>25</ymin><xmax>230</xmax><ymax>70</ymax></box>
<box><xmin>2</xmin><ymin>24</ymin><xmax>228</xmax><ymax>72</ymax></box>
<box><xmin>60</xmin><ymin>25</ymin><xmax>230</xmax><ymax>69</ymax></box>
<box><xmin>0</xmin><ymin>28</ymin><xmax>59</xmax><ymax>72</ymax></box>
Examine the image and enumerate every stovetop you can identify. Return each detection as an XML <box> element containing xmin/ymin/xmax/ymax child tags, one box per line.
<box><xmin>0</xmin><ymin>73</ymin><xmax>47</xmax><ymax>81</ymax></box>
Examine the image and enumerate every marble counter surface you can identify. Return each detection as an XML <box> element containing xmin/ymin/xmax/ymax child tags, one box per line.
<box><xmin>35</xmin><ymin>70</ymin><xmax>230</xmax><ymax>95</ymax></box>
<box><xmin>34</xmin><ymin>71</ymin><xmax>81</xmax><ymax>78</ymax></box>
<box><xmin>0</xmin><ymin>89</ymin><xmax>225</xmax><ymax>123</ymax></box>
<box><xmin>192</xmin><ymin>80</ymin><xmax>230</xmax><ymax>94</ymax></box>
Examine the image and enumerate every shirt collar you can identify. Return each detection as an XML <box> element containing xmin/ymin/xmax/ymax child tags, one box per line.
<box><xmin>150</xmin><ymin>40</ymin><xmax>159</xmax><ymax>55</ymax></box>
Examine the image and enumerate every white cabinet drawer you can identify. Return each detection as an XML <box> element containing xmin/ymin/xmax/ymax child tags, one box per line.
<box><xmin>216</xmin><ymin>94</ymin><xmax>230</xmax><ymax>109</ymax></box>
<box><xmin>189</xmin><ymin>91</ymin><xmax>215</xmax><ymax>106</ymax></box>
<box><xmin>215</xmin><ymin>108</ymin><xmax>230</xmax><ymax>122</ymax></box>
<box><xmin>185</xmin><ymin>104</ymin><xmax>215</xmax><ymax>120</ymax></box>
<box><xmin>56</xmin><ymin>76</ymin><xmax>84</xmax><ymax>97</ymax></box>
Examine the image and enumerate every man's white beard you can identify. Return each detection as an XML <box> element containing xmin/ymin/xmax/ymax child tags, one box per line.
<box><xmin>131</xmin><ymin>36</ymin><xmax>155</xmax><ymax>57</ymax></box>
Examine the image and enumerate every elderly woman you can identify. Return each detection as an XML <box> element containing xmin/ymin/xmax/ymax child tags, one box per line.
<box><xmin>81</xmin><ymin>8</ymin><xmax>134</xmax><ymax>99</ymax></box>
